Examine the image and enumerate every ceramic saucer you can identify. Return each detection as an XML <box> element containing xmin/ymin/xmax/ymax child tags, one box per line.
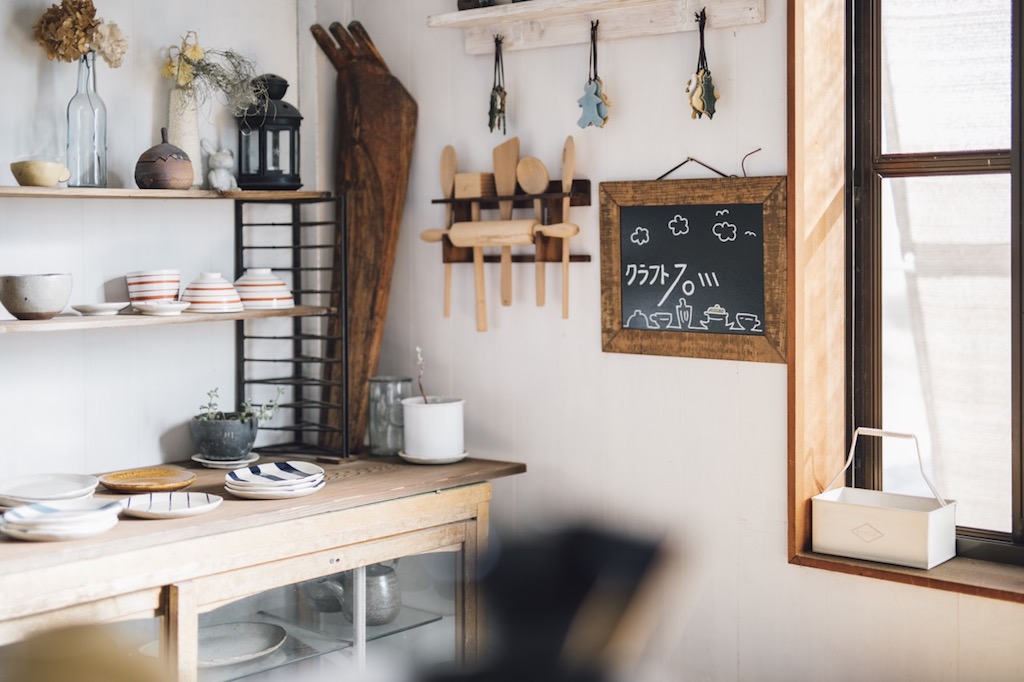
<box><xmin>398</xmin><ymin>451</ymin><xmax>468</xmax><ymax>465</ymax></box>
<box><xmin>192</xmin><ymin>453</ymin><xmax>259</xmax><ymax>469</ymax></box>
<box><xmin>132</xmin><ymin>301</ymin><xmax>191</xmax><ymax>316</ymax></box>
<box><xmin>71</xmin><ymin>302</ymin><xmax>130</xmax><ymax>316</ymax></box>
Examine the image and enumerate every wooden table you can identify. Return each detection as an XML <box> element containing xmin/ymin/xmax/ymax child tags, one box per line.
<box><xmin>0</xmin><ymin>456</ymin><xmax>525</xmax><ymax>680</ymax></box>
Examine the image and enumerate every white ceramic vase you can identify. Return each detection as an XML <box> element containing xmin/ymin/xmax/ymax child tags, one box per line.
<box><xmin>167</xmin><ymin>87</ymin><xmax>203</xmax><ymax>189</ymax></box>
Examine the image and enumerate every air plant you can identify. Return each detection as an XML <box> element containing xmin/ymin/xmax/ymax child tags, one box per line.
<box><xmin>415</xmin><ymin>346</ymin><xmax>429</xmax><ymax>402</ymax></box>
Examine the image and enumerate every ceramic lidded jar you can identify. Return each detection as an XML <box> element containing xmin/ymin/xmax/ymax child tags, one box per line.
<box><xmin>135</xmin><ymin>127</ymin><xmax>194</xmax><ymax>190</ymax></box>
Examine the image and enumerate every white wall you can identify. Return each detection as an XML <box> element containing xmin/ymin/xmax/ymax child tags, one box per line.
<box><xmin>332</xmin><ymin>1</ymin><xmax>1024</xmax><ymax>680</ymax></box>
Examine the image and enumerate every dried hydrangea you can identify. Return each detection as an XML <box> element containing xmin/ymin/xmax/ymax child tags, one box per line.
<box><xmin>33</xmin><ymin>0</ymin><xmax>126</xmax><ymax>67</ymax></box>
<box><xmin>162</xmin><ymin>31</ymin><xmax>266</xmax><ymax>116</ymax></box>
<box><xmin>92</xmin><ymin>21</ymin><xmax>128</xmax><ymax>68</ymax></box>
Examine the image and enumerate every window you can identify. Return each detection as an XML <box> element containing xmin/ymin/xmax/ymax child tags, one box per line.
<box><xmin>850</xmin><ymin>1</ymin><xmax>1020</xmax><ymax>553</ymax></box>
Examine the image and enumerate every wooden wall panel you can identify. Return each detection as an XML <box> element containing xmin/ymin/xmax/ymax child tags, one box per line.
<box><xmin>788</xmin><ymin>0</ymin><xmax>848</xmax><ymax>557</ymax></box>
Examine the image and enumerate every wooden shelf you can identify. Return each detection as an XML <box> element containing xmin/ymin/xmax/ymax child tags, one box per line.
<box><xmin>427</xmin><ymin>0</ymin><xmax>766</xmax><ymax>54</ymax></box>
<box><xmin>0</xmin><ymin>305</ymin><xmax>331</xmax><ymax>334</ymax></box>
<box><xmin>0</xmin><ymin>187</ymin><xmax>330</xmax><ymax>200</ymax></box>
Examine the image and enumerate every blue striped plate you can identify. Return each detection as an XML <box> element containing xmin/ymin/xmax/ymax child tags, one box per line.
<box><xmin>225</xmin><ymin>461</ymin><xmax>324</xmax><ymax>487</ymax></box>
<box><xmin>121</xmin><ymin>492</ymin><xmax>223</xmax><ymax>519</ymax></box>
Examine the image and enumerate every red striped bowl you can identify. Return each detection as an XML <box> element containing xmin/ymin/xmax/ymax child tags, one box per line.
<box><xmin>181</xmin><ymin>273</ymin><xmax>243</xmax><ymax>313</ymax></box>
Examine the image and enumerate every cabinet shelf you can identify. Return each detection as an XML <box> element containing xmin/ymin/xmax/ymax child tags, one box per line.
<box><xmin>0</xmin><ymin>186</ymin><xmax>329</xmax><ymax>200</ymax></box>
<box><xmin>427</xmin><ymin>0</ymin><xmax>766</xmax><ymax>54</ymax></box>
<box><xmin>0</xmin><ymin>305</ymin><xmax>330</xmax><ymax>334</ymax></box>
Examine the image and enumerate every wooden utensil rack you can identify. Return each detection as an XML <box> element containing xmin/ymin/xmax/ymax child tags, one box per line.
<box><xmin>430</xmin><ymin>180</ymin><xmax>592</xmax><ymax>265</ymax></box>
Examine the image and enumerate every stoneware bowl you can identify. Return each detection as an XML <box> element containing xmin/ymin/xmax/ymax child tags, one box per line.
<box><xmin>10</xmin><ymin>160</ymin><xmax>71</xmax><ymax>187</ymax></box>
<box><xmin>234</xmin><ymin>268</ymin><xmax>294</xmax><ymax>309</ymax></box>
<box><xmin>181</xmin><ymin>272</ymin><xmax>244</xmax><ymax>313</ymax></box>
<box><xmin>0</xmin><ymin>273</ymin><xmax>73</xmax><ymax>320</ymax></box>
<box><xmin>125</xmin><ymin>269</ymin><xmax>180</xmax><ymax>304</ymax></box>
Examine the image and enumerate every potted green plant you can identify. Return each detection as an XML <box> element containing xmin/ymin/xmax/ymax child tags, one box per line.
<box><xmin>190</xmin><ymin>387</ymin><xmax>282</xmax><ymax>461</ymax></box>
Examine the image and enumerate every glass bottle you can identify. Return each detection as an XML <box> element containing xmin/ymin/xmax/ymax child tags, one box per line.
<box><xmin>66</xmin><ymin>51</ymin><xmax>107</xmax><ymax>188</ymax></box>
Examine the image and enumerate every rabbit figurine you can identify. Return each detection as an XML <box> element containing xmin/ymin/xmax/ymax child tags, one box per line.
<box><xmin>201</xmin><ymin>139</ymin><xmax>238</xmax><ymax>192</ymax></box>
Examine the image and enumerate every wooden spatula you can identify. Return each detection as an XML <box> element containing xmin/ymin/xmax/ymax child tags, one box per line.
<box><xmin>439</xmin><ymin>145</ymin><xmax>457</xmax><ymax>317</ymax></box>
<box><xmin>493</xmin><ymin>137</ymin><xmax>520</xmax><ymax>306</ymax></box>
<box><xmin>516</xmin><ymin>156</ymin><xmax>549</xmax><ymax>306</ymax></box>
<box><xmin>559</xmin><ymin>136</ymin><xmax>576</xmax><ymax>319</ymax></box>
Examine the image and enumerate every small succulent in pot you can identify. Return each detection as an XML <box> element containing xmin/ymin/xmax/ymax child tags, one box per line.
<box><xmin>190</xmin><ymin>387</ymin><xmax>282</xmax><ymax>461</ymax></box>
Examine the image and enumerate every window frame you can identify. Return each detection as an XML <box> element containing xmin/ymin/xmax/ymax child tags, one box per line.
<box><xmin>848</xmin><ymin>0</ymin><xmax>1024</xmax><ymax>558</ymax></box>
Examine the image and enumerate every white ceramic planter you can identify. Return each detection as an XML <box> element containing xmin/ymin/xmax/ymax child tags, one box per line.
<box><xmin>400</xmin><ymin>396</ymin><xmax>465</xmax><ymax>464</ymax></box>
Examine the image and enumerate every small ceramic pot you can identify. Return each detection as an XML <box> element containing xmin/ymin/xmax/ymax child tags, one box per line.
<box><xmin>135</xmin><ymin>127</ymin><xmax>194</xmax><ymax>190</ymax></box>
<box><xmin>401</xmin><ymin>397</ymin><xmax>465</xmax><ymax>462</ymax></box>
<box><xmin>190</xmin><ymin>415</ymin><xmax>258</xmax><ymax>461</ymax></box>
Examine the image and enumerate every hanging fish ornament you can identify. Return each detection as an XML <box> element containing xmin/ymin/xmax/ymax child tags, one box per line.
<box><xmin>687</xmin><ymin>9</ymin><xmax>719</xmax><ymax>120</ymax></box>
<box><xmin>577</xmin><ymin>21</ymin><xmax>610</xmax><ymax>129</ymax></box>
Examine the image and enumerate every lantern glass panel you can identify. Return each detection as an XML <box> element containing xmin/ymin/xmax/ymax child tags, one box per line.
<box><xmin>240</xmin><ymin>132</ymin><xmax>258</xmax><ymax>175</ymax></box>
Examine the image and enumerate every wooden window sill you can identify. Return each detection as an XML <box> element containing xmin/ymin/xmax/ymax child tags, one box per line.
<box><xmin>791</xmin><ymin>551</ymin><xmax>1024</xmax><ymax>604</ymax></box>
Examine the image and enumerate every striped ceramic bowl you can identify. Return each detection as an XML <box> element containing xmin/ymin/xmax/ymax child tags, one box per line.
<box><xmin>126</xmin><ymin>269</ymin><xmax>180</xmax><ymax>304</ymax></box>
<box><xmin>233</xmin><ymin>268</ymin><xmax>294</xmax><ymax>310</ymax></box>
<box><xmin>181</xmin><ymin>272</ymin><xmax>244</xmax><ymax>313</ymax></box>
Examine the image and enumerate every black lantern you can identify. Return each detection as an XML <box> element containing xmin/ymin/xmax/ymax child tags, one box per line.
<box><xmin>236</xmin><ymin>74</ymin><xmax>302</xmax><ymax>190</ymax></box>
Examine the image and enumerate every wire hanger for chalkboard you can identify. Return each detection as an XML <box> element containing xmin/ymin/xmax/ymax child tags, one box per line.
<box><xmin>655</xmin><ymin>147</ymin><xmax>762</xmax><ymax>181</ymax></box>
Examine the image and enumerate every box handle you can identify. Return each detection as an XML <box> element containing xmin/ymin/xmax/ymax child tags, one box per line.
<box><xmin>821</xmin><ymin>427</ymin><xmax>948</xmax><ymax>507</ymax></box>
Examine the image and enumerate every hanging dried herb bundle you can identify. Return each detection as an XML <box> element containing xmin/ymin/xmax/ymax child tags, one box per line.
<box><xmin>162</xmin><ymin>31</ymin><xmax>266</xmax><ymax>116</ymax></box>
<box><xmin>33</xmin><ymin>0</ymin><xmax>128</xmax><ymax>67</ymax></box>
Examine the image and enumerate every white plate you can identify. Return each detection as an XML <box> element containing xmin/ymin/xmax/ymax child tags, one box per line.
<box><xmin>226</xmin><ymin>480</ymin><xmax>325</xmax><ymax>500</ymax></box>
<box><xmin>398</xmin><ymin>451</ymin><xmax>468</xmax><ymax>465</ymax></box>
<box><xmin>132</xmin><ymin>301</ymin><xmax>191</xmax><ymax>316</ymax></box>
<box><xmin>140</xmin><ymin>622</ymin><xmax>286</xmax><ymax>668</ymax></box>
<box><xmin>2</xmin><ymin>498</ymin><xmax>123</xmax><ymax>526</ymax></box>
<box><xmin>121</xmin><ymin>492</ymin><xmax>223</xmax><ymax>519</ymax></box>
<box><xmin>225</xmin><ymin>461</ymin><xmax>324</xmax><ymax>486</ymax></box>
<box><xmin>0</xmin><ymin>473</ymin><xmax>99</xmax><ymax>503</ymax></box>
<box><xmin>192</xmin><ymin>453</ymin><xmax>259</xmax><ymax>469</ymax></box>
<box><xmin>71</xmin><ymin>302</ymin><xmax>130</xmax><ymax>316</ymax></box>
<box><xmin>1</xmin><ymin>515</ymin><xmax>118</xmax><ymax>541</ymax></box>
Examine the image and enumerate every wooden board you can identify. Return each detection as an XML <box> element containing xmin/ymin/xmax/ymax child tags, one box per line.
<box><xmin>313</xmin><ymin>22</ymin><xmax>418</xmax><ymax>454</ymax></box>
<box><xmin>788</xmin><ymin>0</ymin><xmax>848</xmax><ymax>558</ymax></box>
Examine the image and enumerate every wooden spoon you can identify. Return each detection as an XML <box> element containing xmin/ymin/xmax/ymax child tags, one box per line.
<box><xmin>559</xmin><ymin>136</ymin><xmax>576</xmax><ymax>318</ymax></box>
<box><xmin>516</xmin><ymin>156</ymin><xmax>549</xmax><ymax>306</ymax></box>
<box><xmin>492</xmin><ymin>137</ymin><xmax>520</xmax><ymax>306</ymax></box>
<box><xmin>439</xmin><ymin>145</ymin><xmax>457</xmax><ymax>317</ymax></box>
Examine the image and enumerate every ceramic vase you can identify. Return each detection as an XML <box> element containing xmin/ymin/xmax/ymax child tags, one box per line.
<box><xmin>66</xmin><ymin>51</ymin><xmax>107</xmax><ymax>188</ymax></box>
<box><xmin>167</xmin><ymin>87</ymin><xmax>203</xmax><ymax>189</ymax></box>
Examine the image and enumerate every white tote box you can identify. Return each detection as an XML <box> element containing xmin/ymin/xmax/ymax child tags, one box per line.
<box><xmin>811</xmin><ymin>427</ymin><xmax>956</xmax><ymax>570</ymax></box>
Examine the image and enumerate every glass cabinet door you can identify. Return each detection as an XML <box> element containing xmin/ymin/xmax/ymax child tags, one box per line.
<box><xmin>192</xmin><ymin>552</ymin><xmax>457</xmax><ymax>681</ymax></box>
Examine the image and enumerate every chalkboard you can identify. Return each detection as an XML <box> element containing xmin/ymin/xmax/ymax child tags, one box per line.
<box><xmin>600</xmin><ymin>176</ymin><xmax>787</xmax><ymax>363</ymax></box>
<box><xmin>619</xmin><ymin>202</ymin><xmax>766</xmax><ymax>336</ymax></box>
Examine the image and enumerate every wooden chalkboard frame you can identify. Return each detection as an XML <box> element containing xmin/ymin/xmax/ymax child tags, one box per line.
<box><xmin>600</xmin><ymin>176</ymin><xmax>787</xmax><ymax>363</ymax></box>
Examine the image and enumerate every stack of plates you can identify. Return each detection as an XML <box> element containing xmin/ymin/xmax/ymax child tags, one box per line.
<box><xmin>0</xmin><ymin>473</ymin><xmax>99</xmax><ymax>508</ymax></box>
<box><xmin>224</xmin><ymin>461</ymin><xmax>325</xmax><ymax>500</ymax></box>
<box><xmin>1</xmin><ymin>498</ymin><xmax>123</xmax><ymax>541</ymax></box>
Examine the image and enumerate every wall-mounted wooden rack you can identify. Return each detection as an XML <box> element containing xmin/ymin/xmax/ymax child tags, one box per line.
<box><xmin>426</xmin><ymin>0</ymin><xmax>766</xmax><ymax>54</ymax></box>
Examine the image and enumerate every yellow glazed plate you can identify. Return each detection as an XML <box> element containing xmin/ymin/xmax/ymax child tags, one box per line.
<box><xmin>98</xmin><ymin>465</ymin><xmax>196</xmax><ymax>493</ymax></box>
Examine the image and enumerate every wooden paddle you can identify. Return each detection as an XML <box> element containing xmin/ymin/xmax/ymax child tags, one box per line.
<box><xmin>312</xmin><ymin>21</ymin><xmax>418</xmax><ymax>453</ymax></box>
<box><xmin>516</xmin><ymin>156</ymin><xmax>549</xmax><ymax>306</ymax></box>
<box><xmin>492</xmin><ymin>137</ymin><xmax>520</xmax><ymax>306</ymax></box>
<box><xmin>439</xmin><ymin>145</ymin><xmax>457</xmax><ymax>317</ymax></box>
